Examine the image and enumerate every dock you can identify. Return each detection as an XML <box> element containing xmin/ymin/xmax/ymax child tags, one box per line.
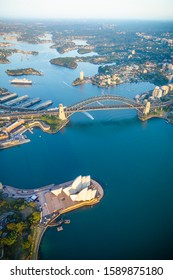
<box><xmin>57</xmin><ymin>226</ymin><xmax>63</xmax><ymax>232</ymax></box>
<box><xmin>0</xmin><ymin>91</ymin><xmax>11</xmax><ymax>96</ymax></box>
<box><xmin>0</xmin><ymin>138</ymin><xmax>30</xmax><ymax>150</ymax></box>
<box><xmin>5</xmin><ymin>95</ymin><xmax>29</xmax><ymax>106</ymax></box>
<box><xmin>34</xmin><ymin>100</ymin><xmax>53</xmax><ymax>110</ymax></box>
<box><xmin>20</xmin><ymin>98</ymin><xmax>41</xmax><ymax>108</ymax></box>
<box><xmin>0</xmin><ymin>93</ymin><xmax>18</xmax><ymax>103</ymax></box>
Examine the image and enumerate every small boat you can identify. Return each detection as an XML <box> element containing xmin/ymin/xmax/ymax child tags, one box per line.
<box><xmin>57</xmin><ymin>226</ymin><xmax>63</xmax><ymax>231</ymax></box>
<box><xmin>64</xmin><ymin>219</ymin><xmax>70</xmax><ymax>224</ymax></box>
<box><xmin>56</xmin><ymin>218</ymin><xmax>63</xmax><ymax>226</ymax></box>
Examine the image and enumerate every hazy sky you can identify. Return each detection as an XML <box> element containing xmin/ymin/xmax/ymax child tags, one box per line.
<box><xmin>0</xmin><ymin>0</ymin><xmax>173</xmax><ymax>20</ymax></box>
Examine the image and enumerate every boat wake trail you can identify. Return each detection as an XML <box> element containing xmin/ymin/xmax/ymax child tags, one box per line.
<box><xmin>63</xmin><ymin>81</ymin><xmax>73</xmax><ymax>88</ymax></box>
<box><xmin>83</xmin><ymin>112</ymin><xmax>94</xmax><ymax>120</ymax></box>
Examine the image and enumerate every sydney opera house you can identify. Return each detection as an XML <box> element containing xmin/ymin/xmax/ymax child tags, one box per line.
<box><xmin>43</xmin><ymin>175</ymin><xmax>102</xmax><ymax>218</ymax></box>
<box><xmin>63</xmin><ymin>175</ymin><xmax>97</xmax><ymax>201</ymax></box>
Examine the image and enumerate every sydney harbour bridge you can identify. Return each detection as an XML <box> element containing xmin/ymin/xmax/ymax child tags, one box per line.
<box><xmin>0</xmin><ymin>94</ymin><xmax>172</xmax><ymax>120</ymax></box>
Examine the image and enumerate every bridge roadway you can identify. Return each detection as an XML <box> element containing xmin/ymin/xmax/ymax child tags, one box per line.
<box><xmin>0</xmin><ymin>94</ymin><xmax>173</xmax><ymax>119</ymax></box>
<box><xmin>0</xmin><ymin>104</ymin><xmax>145</xmax><ymax>119</ymax></box>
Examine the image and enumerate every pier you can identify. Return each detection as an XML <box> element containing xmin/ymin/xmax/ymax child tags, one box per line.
<box><xmin>34</xmin><ymin>100</ymin><xmax>53</xmax><ymax>110</ymax></box>
<box><xmin>0</xmin><ymin>93</ymin><xmax>17</xmax><ymax>103</ymax></box>
<box><xmin>20</xmin><ymin>98</ymin><xmax>41</xmax><ymax>108</ymax></box>
<box><xmin>5</xmin><ymin>95</ymin><xmax>29</xmax><ymax>106</ymax></box>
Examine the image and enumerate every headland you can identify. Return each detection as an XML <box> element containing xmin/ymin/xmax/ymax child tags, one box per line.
<box><xmin>0</xmin><ymin>176</ymin><xmax>104</xmax><ymax>260</ymax></box>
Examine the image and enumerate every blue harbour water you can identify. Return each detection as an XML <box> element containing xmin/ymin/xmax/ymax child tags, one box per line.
<box><xmin>1</xmin><ymin>36</ymin><xmax>173</xmax><ymax>259</ymax></box>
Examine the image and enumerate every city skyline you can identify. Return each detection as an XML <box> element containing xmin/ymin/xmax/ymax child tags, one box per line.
<box><xmin>0</xmin><ymin>0</ymin><xmax>173</xmax><ymax>20</ymax></box>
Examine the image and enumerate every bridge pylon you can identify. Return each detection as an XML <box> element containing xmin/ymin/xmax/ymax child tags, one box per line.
<box><xmin>59</xmin><ymin>104</ymin><xmax>67</xmax><ymax>120</ymax></box>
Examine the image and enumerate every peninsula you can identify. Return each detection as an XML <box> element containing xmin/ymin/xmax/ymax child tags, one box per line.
<box><xmin>0</xmin><ymin>48</ymin><xmax>38</xmax><ymax>64</ymax></box>
<box><xmin>0</xmin><ymin>176</ymin><xmax>104</xmax><ymax>259</ymax></box>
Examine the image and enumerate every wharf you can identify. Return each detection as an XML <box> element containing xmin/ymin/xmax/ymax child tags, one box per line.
<box><xmin>0</xmin><ymin>93</ymin><xmax>17</xmax><ymax>103</ymax></box>
<box><xmin>21</xmin><ymin>98</ymin><xmax>41</xmax><ymax>108</ymax></box>
<box><xmin>5</xmin><ymin>95</ymin><xmax>29</xmax><ymax>106</ymax></box>
<box><xmin>0</xmin><ymin>138</ymin><xmax>30</xmax><ymax>150</ymax></box>
<box><xmin>34</xmin><ymin>100</ymin><xmax>53</xmax><ymax>110</ymax></box>
<box><xmin>57</xmin><ymin>226</ymin><xmax>63</xmax><ymax>232</ymax></box>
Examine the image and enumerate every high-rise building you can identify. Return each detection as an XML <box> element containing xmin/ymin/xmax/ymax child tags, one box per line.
<box><xmin>152</xmin><ymin>86</ymin><xmax>163</xmax><ymax>99</ymax></box>
<box><xmin>80</xmin><ymin>71</ymin><xmax>84</xmax><ymax>81</ymax></box>
<box><xmin>161</xmin><ymin>85</ymin><xmax>169</xmax><ymax>96</ymax></box>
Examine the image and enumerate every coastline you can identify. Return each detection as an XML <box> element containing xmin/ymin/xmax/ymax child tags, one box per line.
<box><xmin>0</xmin><ymin>119</ymin><xmax>69</xmax><ymax>150</ymax></box>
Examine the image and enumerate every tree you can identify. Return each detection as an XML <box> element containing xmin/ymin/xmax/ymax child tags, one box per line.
<box><xmin>30</xmin><ymin>212</ymin><xmax>40</xmax><ymax>224</ymax></box>
<box><xmin>22</xmin><ymin>241</ymin><xmax>31</xmax><ymax>250</ymax></box>
<box><xmin>0</xmin><ymin>199</ymin><xmax>7</xmax><ymax>208</ymax></box>
<box><xmin>7</xmin><ymin>222</ymin><xmax>26</xmax><ymax>233</ymax></box>
<box><xmin>28</xmin><ymin>202</ymin><xmax>36</xmax><ymax>208</ymax></box>
<box><xmin>16</xmin><ymin>222</ymin><xmax>26</xmax><ymax>233</ymax></box>
<box><xmin>2</xmin><ymin>231</ymin><xmax>17</xmax><ymax>246</ymax></box>
<box><xmin>6</xmin><ymin>223</ymin><xmax>16</xmax><ymax>231</ymax></box>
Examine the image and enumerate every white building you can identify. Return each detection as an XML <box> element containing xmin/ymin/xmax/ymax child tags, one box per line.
<box><xmin>63</xmin><ymin>175</ymin><xmax>97</xmax><ymax>202</ymax></box>
<box><xmin>51</xmin><ymin>188</ymin><xmax>62</xmax><ymax>196</ymax></box>
<box><xmin>63</xmin><ymin>175</ymin><xmax>90</xmax><ymax>196</ymax></box>
<box><xmin>152</xmin><ymin>86</ymin><xmax>163</xmax><ymax>98</ymax></box>
<box><xmin>80</xmin><ymin>71</ymin><xmax>84</xmax><ymax>81</ymax></box>
<box><xmin>161</xmin><ymin>85</ymin><xmax>169</xmax><ymax>96</ymax></box>
<box><xmin>70</xmin><ymin>188</ymin><xmax>97</xmax><ymax>202</ymax></box>
<box><xmin>168</xmin><ymin>83</ymin><xmax>173</xmax><ymax>91</ymax></box>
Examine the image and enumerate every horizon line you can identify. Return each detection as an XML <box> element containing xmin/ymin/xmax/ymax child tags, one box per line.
<box><xmin>0</xmin><ymin>17</ymin><xmax>173</xmax><ymax>22</ymax></box>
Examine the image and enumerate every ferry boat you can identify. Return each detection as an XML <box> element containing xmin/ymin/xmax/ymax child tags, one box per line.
<box><xmin>10</xmin><ymin>78</ymin><xmax>32</xmax><ymax>85</ymax></box>
<box><xmin>57</xmin><ymin>226</ymin><xmax>63</xmax><ymax>232</ymax></box>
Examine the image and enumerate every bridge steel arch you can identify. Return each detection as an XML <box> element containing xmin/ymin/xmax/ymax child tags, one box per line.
<box><xmin>66</xmin><ymin>95</ymin><xmax>144</xmax><ymax>115</ymax></box>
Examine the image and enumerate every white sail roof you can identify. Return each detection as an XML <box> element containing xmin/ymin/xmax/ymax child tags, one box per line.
<box><xmin>70</xmin><ymin>188</ymin><xmax>97</xmax><ymax>202</ymax></box>
<box><xmin>63</xmin><ymin>175</ymin><xmax>91</xmax><ymax>196</ymax></box>
<box><xmin>51</xmin><ymin>188</ymin><xmax>62</xmax><ymax>196</ymax></box>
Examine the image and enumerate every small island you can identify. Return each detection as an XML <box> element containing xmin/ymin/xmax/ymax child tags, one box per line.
<box><xmin>50</xmin><ymin>57</ymin><xmax>77</xmax><ymax>69</ymax></box>
<box><xmin>6</xmin><ymin>68</ymin><xmax>43</xmax><ymax>76</ymax></box>
<box><xmin>49</xmin><ymin>55</ymin><xmax>118</xmax><ymax>69</ymax></box>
